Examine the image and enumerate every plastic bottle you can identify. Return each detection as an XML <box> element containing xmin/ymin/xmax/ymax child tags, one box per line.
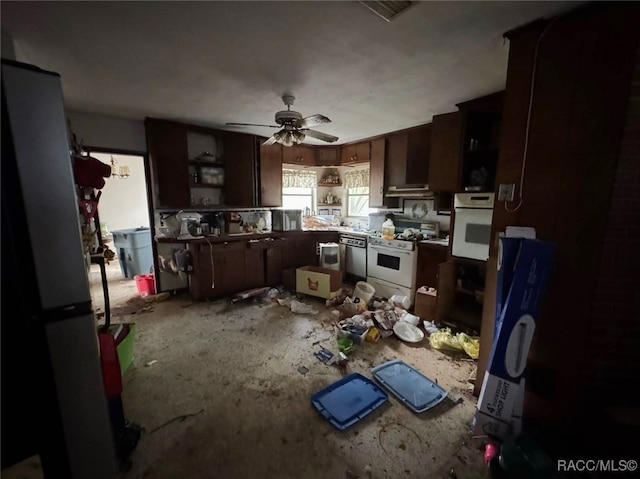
<box><xmin>382</xmin><ymin>218</ymin><xmax>395</xmax><ymax>240</ymax></box>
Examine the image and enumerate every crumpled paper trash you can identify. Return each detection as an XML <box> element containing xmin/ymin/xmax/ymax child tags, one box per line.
<box><xmin>290</xmin><ymin>300</ymin><xmax>318</xmax><ymax>315</ymax></box>
<box><xmin>429</xmin><ymin>328</ymin><xmax>480</xmax><ymax>359</ymax></box>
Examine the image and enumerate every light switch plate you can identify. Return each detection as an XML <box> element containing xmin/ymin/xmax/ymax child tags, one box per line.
<box><xmin>498</xmin><ymin>183</ymin><xmax>515</xmax><ymax>202</ymax></box>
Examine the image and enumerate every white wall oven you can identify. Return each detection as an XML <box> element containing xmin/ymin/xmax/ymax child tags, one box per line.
<box><xmin>367</xmin><ymin>237</ymin><xmax>418</xmax><ymax>305</ymax></box>
<box><xmin>452</xmin><ymin>193</ymin><xmax>495</xmax><ymax>261</ymax></box>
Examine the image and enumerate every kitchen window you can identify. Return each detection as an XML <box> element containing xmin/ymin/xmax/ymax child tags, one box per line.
<box><xmin>282</xmin><ymin>169</ymin><xmax>316</xmax><ymax>212</ymax></box>
<box><xmin>345</xmin><ymin>168</ymin><xmax>372</xmax><ymax>217</ymax></box>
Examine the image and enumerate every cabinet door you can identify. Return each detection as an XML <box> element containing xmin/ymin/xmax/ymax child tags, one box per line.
<box><xmin>355</xmin><ymin>141</ymin><xmax>370</xmax><ymax>163</ymax></box>
<box><xmin>259</xmin><ymin>143</ymin><xmax>282</xmax><ymax>206</ymax></box>
<box><xmin>221</xmin><ymin>249</ymin><xmax>246</xmax><ymax>294</ymax></box>
<box><xmin>244</xmin><ymin>248</ymin><xmax>265</xmax><ymax>290</ymax></box>
<box><xmin>369</xmin><ymin>138</ymin><xmax>386</xmax><ymax>207</ymax></box>
<box><xmin>316</xmin><ymin>146</ymin><xmax>340</xmax><ymax>166</ymax></box>
<box><xmin>341</xmin><ymin>142</ymin><xmax>369</xmax><ymax>165</ymax></box>
<box><xmin>435</xmin><ymin>260</ymin><xmax>456</xmax><ymax>324</ymax></box>
<box><xmin>145</xmin><ymin>119</ymin><xmax>190</xmax><ymax>208</ymax></box>
<box><xmin>266</xmin><ymin>243</ymin><xmax>283</xmax><ymax>285</ymax></box>
<box><xmin>416</xmin><ymin>244</ymin><xmax>448</xmax><ymax>290</ymax></box>
<box><xmin>429</xmin><ymin>111</ymin><xmax>462</xmax><ymax>192</ymax></box>
<box><xmin>282</xmin><ymin>145</ymin><xmax>315</xmax><ymax>165</ymax></box>
<box><xmin>406</xmin><ymin>124</ymin><xmax>431</xmax><ymax>185</ymax></box>
<box><xmin>385</xmin><ymin>132</ymin><xmax>408</xmax><ymax>186</ymax></box>
<box><xmin>225</xmin><ymin>133</ymin><xmax>257</xmax><ymax>206</ymax></box>
<box><xmin>188</xmin><ymin>242</ymin><xmax>226</xmax><ymax>300</ymax></box>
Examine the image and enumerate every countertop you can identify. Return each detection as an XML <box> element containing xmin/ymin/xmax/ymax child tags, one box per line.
<box><xmin>155</xmin><ymin>229</ymin><xmax>343</xmax><ymax>244</ymax></box>
<box><xmin>419</xmin><ymin>238</ymin><xmax>450</xmax><ymax>247</ymax></box>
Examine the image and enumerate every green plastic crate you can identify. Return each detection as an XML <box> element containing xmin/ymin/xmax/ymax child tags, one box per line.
<box><xmin>109</xmin><ymin>323</ymin><xmax>136</xmax><ymax>374</ymax></box>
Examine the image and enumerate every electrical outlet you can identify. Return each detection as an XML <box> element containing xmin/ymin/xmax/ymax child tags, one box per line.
<box><xmin>498</xmin><ymin>183</ymin><xmax>515</xmax><ymax>202</ymax></box>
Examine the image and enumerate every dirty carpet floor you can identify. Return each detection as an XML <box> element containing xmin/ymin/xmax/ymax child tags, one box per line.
<box><xmin>6</xmin><ymin>262</ymin><xmax>490</xmax><ymax>479</ymax></box>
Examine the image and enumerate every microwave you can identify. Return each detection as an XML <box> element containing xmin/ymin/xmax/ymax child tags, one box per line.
<box><xmin>271</xmin><ymin>209</ymin><xmax>303</xmax><ymax>231</ymax></box>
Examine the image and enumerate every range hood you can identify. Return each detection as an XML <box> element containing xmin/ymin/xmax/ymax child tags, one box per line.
<box><xmin>385</xmin><ymin>184</ymin><xmax>433</xmax><ymax>198</ymax></box>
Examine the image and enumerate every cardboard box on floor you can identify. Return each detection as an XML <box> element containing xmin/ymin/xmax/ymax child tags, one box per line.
<box><xmin>414</xmin><ymin>287</ymin><xmax>437</xmax><ymax>322</ymax></box>
<box><xmin>296</xmin><ymin>265</ymin><xmax>342</xmax><ymax>299</ymax></box>
<box><xmin>472</xmin><ymin>237</ymin><xmax>555</xmax><ymax>439</ymax></box>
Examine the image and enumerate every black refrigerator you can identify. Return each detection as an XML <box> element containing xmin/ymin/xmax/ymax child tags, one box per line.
<box><xmin>1</xmin><ymin>59</ymin><xmax>116</xmax><ymax>477</ymax></box>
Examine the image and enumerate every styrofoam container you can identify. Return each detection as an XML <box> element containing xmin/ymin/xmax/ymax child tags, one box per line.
<box><xmin>402</xmin><ymin>313</ymin><xmax>420</xmax><ymax>326</ymax></box>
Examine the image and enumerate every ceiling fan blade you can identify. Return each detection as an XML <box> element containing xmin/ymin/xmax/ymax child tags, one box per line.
<box><xmin>302</xmin><ymin>129</ymin><xmax>338</xmax><ymax>143</ymax></box>
<box><xmin>226</xmin><ymin>122</ymin><xmax>279</xmax><ymax>128</ymax></box>
<box><xmin>293</xmin><ymin>114</ymin><xmax>331</xmax><ymax>129</ymax></box>
<box><xmin>262</xmin><ymin>136</ymin><xmax>278</xmax><ymax>146</ymax></box>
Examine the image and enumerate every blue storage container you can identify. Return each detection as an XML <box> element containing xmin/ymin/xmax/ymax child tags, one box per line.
<box><xmin>371</xmin><ymin>360</ymin><xmax>447</xmax><ymax>413</ymax></box>
<box><xmin>311</xmin><ymin>373</ymin><xmax>388</xmax><ymax>430</ymax></box>
<box><xmin>112</xmin><ymin>228</ymin><xmax>153</xmax><ymax>279</ymax></box>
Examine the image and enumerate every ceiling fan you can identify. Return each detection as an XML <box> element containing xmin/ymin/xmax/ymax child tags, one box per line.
<box><xmin>226</xmin><ymin>95</ymin><xmax>338</xmax><ymax>147</ymax></box>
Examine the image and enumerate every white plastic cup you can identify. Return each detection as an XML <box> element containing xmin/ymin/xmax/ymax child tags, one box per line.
<box><xmin>353</xmin><ymin>281</ymin><xmax>375</xmax><ymax>305</ymax></box>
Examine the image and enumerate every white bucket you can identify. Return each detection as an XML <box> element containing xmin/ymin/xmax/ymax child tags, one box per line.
<box><xmin>353</xmin><ymin>281</ymin><xmax>375</xmax><ymax>305</ymax></box>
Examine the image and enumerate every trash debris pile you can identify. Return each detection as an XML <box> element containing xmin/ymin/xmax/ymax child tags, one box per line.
<box><xmin>263</xmin><ymin>280</ymin><xmax>480</xmax><ymax>359</ymax></box>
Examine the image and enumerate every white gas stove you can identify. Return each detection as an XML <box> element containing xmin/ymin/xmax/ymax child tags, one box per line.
<box><xmin>367</xmin><ymin>236</ymin><xmax>418</xmax><ymax>306</ymax></box>
<box><xmin>368</xmin><ymin>236</ymin><xmax>416</xmax><ymax>251</ymax></box>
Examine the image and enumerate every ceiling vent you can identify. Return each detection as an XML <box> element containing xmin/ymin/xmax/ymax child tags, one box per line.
<box><xmin>359</xmin><ymin>1</ymin><xmax>415</xmax><ymax>22</ymax></box>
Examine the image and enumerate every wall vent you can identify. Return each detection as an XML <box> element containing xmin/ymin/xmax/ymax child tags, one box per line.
<box><xmin>359</xmin><ymin>1</ymin><xmax>415</xmax><ymax>22</ymax></box>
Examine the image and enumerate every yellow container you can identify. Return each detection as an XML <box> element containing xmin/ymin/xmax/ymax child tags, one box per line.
<box><xmin>366</xmin><ymin>327</ymin><xmax>380</xmax><ymax>343</ymax></box>
<box><xmin>382</xmin><ymin>219</ymin><xmax>395</xmax><ymax>240</ymax></box>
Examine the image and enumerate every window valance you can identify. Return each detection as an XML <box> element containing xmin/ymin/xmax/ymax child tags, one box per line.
<box><xmin>282</xmin><ymin>169</ymin><xmax>317</xmax><ymax>188</ymax></box>
<box><xmin>344</xmin><ymin>168</ymin><xmax>370</xmax><ymax>189</ymax></box>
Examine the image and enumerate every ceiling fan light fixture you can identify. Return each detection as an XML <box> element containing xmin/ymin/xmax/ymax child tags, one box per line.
<box><xmin>282</xmin><ymin>131</ymin><xmax>294</xmax><ymax>147</ymax></box>
<box><xmin>293</xmin><ymin>130</ymin><xmax>305</xmax><ymax>144</ymax></box>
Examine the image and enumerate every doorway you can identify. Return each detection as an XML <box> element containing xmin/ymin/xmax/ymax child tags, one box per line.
<box><xmin>84</xmin><ymin>150</ymin><xmax>153</xmax><ymax>318</ymax></box>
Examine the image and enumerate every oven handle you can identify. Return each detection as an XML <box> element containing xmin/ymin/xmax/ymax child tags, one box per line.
<box><xmin>368</xmin><ymin>244</ymin><xmax>413</xmax><ymax>255</ymax></box>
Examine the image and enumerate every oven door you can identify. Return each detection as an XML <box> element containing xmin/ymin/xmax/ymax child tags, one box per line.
<box><xmin>452</xmin><ymin>208</ymin><xmax>493</xmax><ymax>261</ymax></box>
<box><xmin>367</xmin><ymin>243</ymin><xmax>417</xmax><ymax>288</ymax></box>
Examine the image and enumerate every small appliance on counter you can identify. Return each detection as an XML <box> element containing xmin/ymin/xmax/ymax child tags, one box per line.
<box><xmin>271</xmin><ymin>209</ymin><xmax>302</xmax><ymax>231</ymax></box>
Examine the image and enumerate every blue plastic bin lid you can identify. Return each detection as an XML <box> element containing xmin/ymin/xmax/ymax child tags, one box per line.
<box><xmin>371</xmin><ymin>360</ymin><xmax>447</xmax><ymax>413</ymax></box>
<box><xmin>311</xmin><ymin>373</ymin><xmax>388</xmax><ymax>430</ymax></box>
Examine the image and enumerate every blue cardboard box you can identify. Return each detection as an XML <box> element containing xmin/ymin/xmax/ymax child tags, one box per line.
<box><xmin>473</xmin><ymin>238</ymin><xmax>556</xmax><ymax>439</ymax></box>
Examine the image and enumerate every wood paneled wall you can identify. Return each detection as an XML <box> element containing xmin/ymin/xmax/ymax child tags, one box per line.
<box><xmin>486</xmin><ymin>3</ymin><xmax>640</xmax><ymax>422</ymax></box>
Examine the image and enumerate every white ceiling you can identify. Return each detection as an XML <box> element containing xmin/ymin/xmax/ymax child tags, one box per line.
<box><xmin>1</xmin><ymin>1</ymin><xmax>575</xmax><ymax>145</ymax></box>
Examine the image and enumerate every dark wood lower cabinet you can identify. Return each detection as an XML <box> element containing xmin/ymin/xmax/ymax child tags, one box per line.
<box><xmin>416</xmin><ymin>244</ymin><xmax>448</xmax><ymax>290</ymax></box>
<box><xmin>188</xmin><ymin>232</ymin><xmax>340</xmax><ymax>300</ymax></box>
<box><xmin>189</xmin><ymin>241</ymin><xmax>247</xmax><ymax>300</ymax></box>
<box><xmin>245</xmin><ymin>247</ymin><xmax>266</xmax><ymax>290</ymax></box>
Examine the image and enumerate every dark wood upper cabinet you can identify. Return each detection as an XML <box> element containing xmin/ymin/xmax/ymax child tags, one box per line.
<box><xmin>385</xmin><ymin>124</ymin><xmax>431</xmax><ymax>186</ymax></box>
<box><xmin>259</xmin><ymin>142</ymin><xmax>283</xmax><ymax>207</ymax></box>
<box><xmin>316</xmin><ymin>146</ymin><xmax>340</xmax><ymax>166</ymax></box>
<box><xmin>457</xmin><ymin>91</ymin><xmax>504</xmax><ymax>192</ymax></box>
<box><xmin>225</xmin><ymin>132</ymin><xmax>257</xmax><ymax>207</ymax></box>
<box><xmin>145</xmin><ymin>118</ymin><xmax>190</xmax><ymax>209</ymax></box>
<box><xmin>385</xmin><ymin>132</ymin><xmax>408</xmax><ymax>186</ymax></box>
<box><xmin>341</xmin><ymin>141</ymin><xmax>370</xmax><ymax>165</ymax></box>
<box><xmin>429</xmin><ymin>111</ymin><xmax>463</xmax><ymax>192</ymax></box>
<box><xmin>369</xmin><ymin>138</ymin><xmax>386</xmax><ymax>207</ymax></box>
<box><xmin>407</xmin><ymin>124</ymin><xmax>431</xmax><ymax>184</ymax></box>
<box><xmin>282</xmin><ymin>145</ymin><xmax>316</xmax><ymax>165</ymax></box>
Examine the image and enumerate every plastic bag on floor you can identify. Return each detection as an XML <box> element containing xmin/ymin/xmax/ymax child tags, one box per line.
<box><xmin>457</xmin><ymin>332</ymin><xmax>480</xmax><ymax>359</ymax></box>
<box><xmin>429</xmin><ymin>328</ymin><xmax>463</xmax><ymax>352</ymax></box>
<box><xmin>429</xmin><ymin>328</ymin><xmax>480</xmax><ymax>359</ymax></box>
<box><xmin>290</xmin><ymin>300</ymin><xmax>318</xmax><ymax>315</ymax></box>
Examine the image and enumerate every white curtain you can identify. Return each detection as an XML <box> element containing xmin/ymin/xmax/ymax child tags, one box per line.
<box><xmin>282</xmin><ymin>169</ymin><xmax>317</xmax><ymax>188</ymax></box>
<box><xmin>344</xmin><ymin>168</ymin><xmax>370</xmax><ymax>189</ymax></box>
